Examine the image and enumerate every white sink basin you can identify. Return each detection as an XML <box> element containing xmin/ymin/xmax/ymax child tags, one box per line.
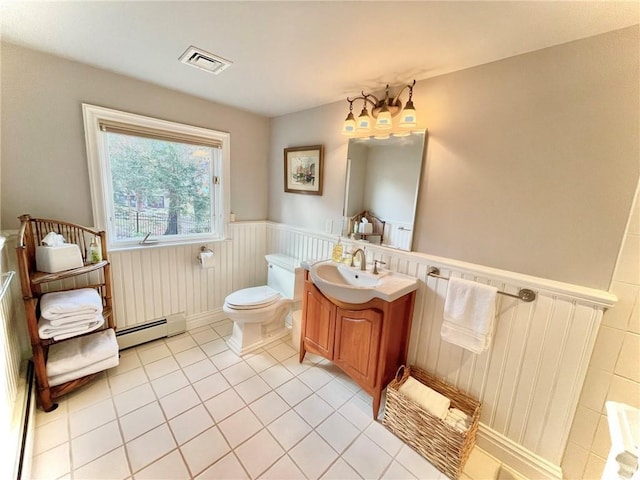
<box><xmin>308</xmin><ymin>261</ymin><xmax>419</xmax><ymax>304</ymax></box>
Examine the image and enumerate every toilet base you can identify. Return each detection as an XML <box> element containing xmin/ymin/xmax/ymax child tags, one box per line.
<box><xmin>226</xmin><ymin>319</ymin><xmax>291</xmax><ymax>356</ymax></box>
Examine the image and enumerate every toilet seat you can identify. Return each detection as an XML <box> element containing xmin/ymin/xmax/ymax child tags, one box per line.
<box><xmin>225</xmin><ymin>285</ymin><xmax>281</xmax><ymax>310</ymax></box>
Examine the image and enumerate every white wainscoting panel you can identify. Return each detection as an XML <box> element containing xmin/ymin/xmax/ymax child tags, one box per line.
<box><xmin>264</xmin><ymin>222</ymin><xmax>616</xmax><ymax>478</ymax></box>
<box><xmin>266</xmin><ymin>222</ymin><xmax>334</xmax><ymax>261</ymax></box>
<box><xmin>1</xmin><ymin>235</ymin><xmax>33</xmax><ymax>480</ymax></box>
<box><xmin>109</xmin><ymin>222</ymin><xmax>267</xmax><ymax>328</ymax></box>
<box><xmin>94</xmin><ymin>220</ymin><xmax>616</xmax><ymax>478</ymax></box>
<box><xmin>382</xmin><ymin>222</ymin><xmax>413</xmax><ymax>251</ymax></box>
<box><xmin>230</xmin><ymin>221</ymin><xmax>268</xmax><ymax>291</ymax></box>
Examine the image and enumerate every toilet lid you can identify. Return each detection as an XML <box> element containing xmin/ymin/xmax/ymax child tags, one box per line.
<box><xmin>225</xmin><ymin>286</ymin><xmax>281</xmax><ymax>309</ymax></box>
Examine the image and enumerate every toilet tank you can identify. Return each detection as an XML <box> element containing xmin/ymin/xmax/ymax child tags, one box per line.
<box><xmin>265</xmin><ymin>254</ymin><xmax>303</xmax><ymax>301</ymax></box>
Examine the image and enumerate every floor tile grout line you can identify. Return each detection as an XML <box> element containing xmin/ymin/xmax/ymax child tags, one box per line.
<box><xmin>36</xmin><ymin>328</ymin><xmax>209</xmax><ymax>478</ymax></box>
<box><xmin>113</xmin><ymin>336</ymin><xmax>179</xmax><ymax>477</ymax></box>
<box><xmin>35</xmin><ymin>322</ymin><xmax>467</xmax><ymax>480</ymax></box>
<box><xmin>115</xmin><ymin>332</ymin><xmax>202</xmax><ymax>477</ymax></box>
<box><xmin>191</xmin><ymin>353</ymin><xmax>345</xmax><ymax>477</ymax></box>
<box><xmin>62</xmin><ymin>379</ymin><xmax>123</xmax><ymax>474</ymax></box>
<box><xmin>104</xmin><ymin>343</ymin><xmax>142</xmax><ymax>478</ymax></box>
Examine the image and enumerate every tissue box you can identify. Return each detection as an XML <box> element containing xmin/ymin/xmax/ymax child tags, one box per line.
<box><xmin>36</xmin><ymin>244</ymin><xmax>83</xmax><ymax>273</ymax></box>
<box><xmin>359</xmin><ymin>222</ymin><xmax>373</xmax><ymax>234</ymax></box>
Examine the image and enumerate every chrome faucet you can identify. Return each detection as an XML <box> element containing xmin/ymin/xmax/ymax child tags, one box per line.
<box><xmin>352</xmin><ymin>248</ymin><xmax>367</xmax><ymax>271</ymax></box>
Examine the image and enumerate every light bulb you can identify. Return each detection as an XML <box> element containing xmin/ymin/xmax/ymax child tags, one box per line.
<box><xmin>399</xmin><ymin>99</ymin><xmax>417</xmax><ymax>128</ymax></box>
<box><xmin>342</xmin><ymin>112</ymin><xmax>356</xmax><ymax>135</ymax></box>
<box><xmin>375</xmin><ymin>104</ymin><xmax>392</xmax><ymax>130</ymax></box>
<box><xmin>357</xmin><ymin>106</ymin><xmax>372</xmax><ymax>132</ymax></box>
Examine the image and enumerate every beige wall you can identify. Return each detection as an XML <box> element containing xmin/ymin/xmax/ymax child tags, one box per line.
<box><xmin>0</xmin><ymin>42</ymin><xmax>270</xmax><ymax>230</ymax></box>
<box><xmin>269</xmin><ymin>101</ymin><xmax>349</xmax><ymax>239</ymax></box>
<box><xmin>269</xmin><ymin>26</ymin><xmax>639</xmax><ymax>290</ymax></box>
<box><xmin>563</xmin><ymin>180</ymin><xmax>640</xmax><ymax>479</ymax></box>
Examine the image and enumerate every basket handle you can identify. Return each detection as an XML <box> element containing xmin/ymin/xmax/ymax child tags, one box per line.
<box><xmin>395</xmin><ymin>365</ymin><xmax>407</xmax><ymax>383</ymax></box>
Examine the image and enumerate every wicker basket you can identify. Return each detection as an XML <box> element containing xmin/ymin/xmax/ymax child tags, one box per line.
<box><xmin>382</xmin><ymin>365</ymin><xmax>481</xmax><ymax>480</ymax></box>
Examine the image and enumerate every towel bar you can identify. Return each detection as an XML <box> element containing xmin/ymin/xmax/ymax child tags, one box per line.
<box><xmin>427</xmin><ymin>267</ymin><xmax>536</xmax><ymax>303</ymax></box>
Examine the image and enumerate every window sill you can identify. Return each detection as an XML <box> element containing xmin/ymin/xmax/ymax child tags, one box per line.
<box><xmin>108</xmin><ymin>236</ymin><xmax>230</xmax><ymax>253</ymax></box>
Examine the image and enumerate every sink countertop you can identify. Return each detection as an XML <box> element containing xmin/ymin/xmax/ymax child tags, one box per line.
<box><xmin>305</xmin><ymin>259</ymin><xmax>419</xmax><ymax>303</ymax></box>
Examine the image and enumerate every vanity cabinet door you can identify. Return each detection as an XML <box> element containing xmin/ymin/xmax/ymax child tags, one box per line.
<box><xmin>334</xmin><ymin>308</ymin><xmax>382</xmax><ymax>389</ymax></box>
<box><xmin>302</xmin><ymin>284</ymin><xmax>336</xmax><ymax>359</ymax></box>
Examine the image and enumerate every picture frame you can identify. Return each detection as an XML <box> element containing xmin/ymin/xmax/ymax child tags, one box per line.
<box><xmin>284</xmin><ymin>145</ymin><xmax>324</xmax><ymax>195</ymax></box>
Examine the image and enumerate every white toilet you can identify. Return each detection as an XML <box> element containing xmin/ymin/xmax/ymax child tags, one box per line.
<box><xmin>224</xmin><ymin>254</ymin><xmax>302</xmax><ymax>355</ymax></box>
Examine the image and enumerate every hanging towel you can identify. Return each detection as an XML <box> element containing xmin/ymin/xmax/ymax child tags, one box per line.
<box><xmin>46</xmin><ymin>328</ymin><xmax>118</xmax><ymax>377</ymax></box>
<box><xmin>48</xmin><ymin>352</ymin><xmax>119</xmax><ymax>387</ymax></box>
<box><xmin>398</xmin><ymin>376</ymin><xmax>451</xmax><ymax>420</ymax></box>
<box><xmin>40</xmin><ymin>288</ymin><xmax>103</xmax><ymax>321</ymax></box>
<box><xmin>441</xmin><ymin>277</ymin><xmax>498</xmax><ymax>354</ymax></box>
<box><xmin>38</xmin><ymin>314</ymin><xmax>104</xmax><ymax>341</ymax></box>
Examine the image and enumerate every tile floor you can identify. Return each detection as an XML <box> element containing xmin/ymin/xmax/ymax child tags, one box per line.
<box><xmin>31</xmin><ymin>319</ymin><xmax>505</xmax><ymax>480</ymax></box>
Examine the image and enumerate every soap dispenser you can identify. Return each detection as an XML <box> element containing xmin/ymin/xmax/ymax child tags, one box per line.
<box><xmin>331</xmin><ymin>238</ymin><xmax>343</xmax><ymax>262</ymax></box>
<box><xmin>88</xmin><ymin>236</ymin><xmax>102</xmax><ymax>263</ymax></box>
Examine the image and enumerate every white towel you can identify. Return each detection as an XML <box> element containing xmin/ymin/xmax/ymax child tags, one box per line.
<box><xmin>48</xmin><ymin>352</ymin><xmax>119</xmax><ymax>387</ymax></box>
<box><xmin>444</xmin><ymin>409</ymin><xmax>472</xmax><ymax>432</ymax></box>
<box><xmin>46</xmin><ymin>312</ymin><xmax>101</xmax><ymax>327</ymax></box>
<box><xmin>398</xmin><ymin>376</ymin><xmax>451</xmax><ymax>420</ymax></box>
<box><xmin>40</xmin><ymin>288</ymin><xmax>103</xmax><ymax>321</ymax></box>
<box><xmin>441</xmin><ymin>277</ymin><xmax>498</xmax><ymax>354</ymax></box>
<box><xmin>448</xmin><ymin>407</ymin><xmax>470</xmax><ymax>422</ymax></box>
<box><xmin>47</xmin><ymin>328</ymin><xmax>118</xmax><ymax>377</ymax></box>
<box><xmin>38</xmin><ymin>314</ymin><xmax>104</xmax><ymax>341</ymax></box>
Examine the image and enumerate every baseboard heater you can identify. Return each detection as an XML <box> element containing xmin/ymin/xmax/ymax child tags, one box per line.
<box><xmin>116</xmin><ymin>313</ymin><xmax>186</xmax><ymax>350</ymax></box>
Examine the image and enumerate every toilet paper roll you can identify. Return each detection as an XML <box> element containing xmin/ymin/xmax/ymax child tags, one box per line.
<box><xmin>198</xmin><ymin>251</ymin><xmax>215</xmax><ymax>269</ymax></box>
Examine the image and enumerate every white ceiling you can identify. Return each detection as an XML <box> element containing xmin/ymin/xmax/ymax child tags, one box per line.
<box><xmin>1</xmin><ymin>1</ymin><xmax>638</xmax><ymax>118</ymax></box>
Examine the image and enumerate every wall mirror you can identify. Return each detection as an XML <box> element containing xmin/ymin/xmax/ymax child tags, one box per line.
<box><xmin>342</xmin><ymin>130</ymin><xmax>426</xmax><ymax>251</ymax></box>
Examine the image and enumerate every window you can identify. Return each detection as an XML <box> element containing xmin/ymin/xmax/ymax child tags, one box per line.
<box><xmin>82</xmin><ymin>104</ymin><xmax>230</xmax><ymax>249</ymax></box>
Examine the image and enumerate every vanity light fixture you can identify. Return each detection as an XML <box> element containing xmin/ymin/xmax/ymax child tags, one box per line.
<box><xmin>342</xmin><ymin>99</ymin><xmax>356</xmax><ymax>135</ymax></box>
<box><xmin>342</xmin><ymin>80</ymin><xmax>417</xmax><ymax>136</ymax></box>
<box><xmin>356</xmin><ymin>96</ymin><xmax>373</xmax><ymax>132</ymax></box>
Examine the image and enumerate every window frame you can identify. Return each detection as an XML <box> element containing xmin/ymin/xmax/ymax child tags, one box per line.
<box><xmin>82</xmin><ymin>104</ymin><xmax>230</xmax><ymax>250</ymax></box>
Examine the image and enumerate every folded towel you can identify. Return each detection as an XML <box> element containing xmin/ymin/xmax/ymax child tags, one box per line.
<box><xmin>46</xmin><ymin>312</ymin><xmax>101</xmax><ymax>327</ymax></box>
<box><xmin>38</xmin><ymin>314</ymin><xmax>104</xmax><ymax>341</ymax></box>
<box><xmin>47</xmin><ymin>328</ymin><xmax>118</xmax><ymax>377</ymax></box>
<box><xmin>448</xmin><ymin>407</ymin><xmax>470</xmax><ymax>422</ymax></box>
<box><xmin>40</xmin><ymin>288</ymin><xmax>103</xmax><ymax>321</ymax></box>
<box><xmin>444</xmin><ymin>407</ymin><xmax>472</xmax><ymax>432</ymax></box>
<box><xmin>441</xmin><ymin>277</ymin><xmax>498</xmax><ymax>354</ymax></box>
<box><xmin>48</xmin><ymin>352</ymin><xmax>119</xmax><ymax>387</ymax></box>
<box><xmin>398</xmin><ymin>376</ymin><xmax>451</xmax><ymax>420</ymax></box>
<box><xmin>444</xmin><ymin>415</ymin><xmax>471</xmax><ymax>432</ymax></box>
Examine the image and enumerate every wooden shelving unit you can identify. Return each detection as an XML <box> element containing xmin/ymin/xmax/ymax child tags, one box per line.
<box><xmin>16</xmin><ymin>214</ymin><xmax>115</xmax><ymax>412</ymax></box>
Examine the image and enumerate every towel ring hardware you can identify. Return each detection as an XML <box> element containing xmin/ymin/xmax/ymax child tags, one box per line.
<box><xmin>427</xmin><ymin>267</ymin><xmax>536</xmax><ymax>303</ymax></box>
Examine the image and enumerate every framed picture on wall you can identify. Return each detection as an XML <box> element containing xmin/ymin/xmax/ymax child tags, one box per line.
<box><xmin>284</xmin><ymin>145</ymin><xmax>324</xmax><ymax>195</ymax></box>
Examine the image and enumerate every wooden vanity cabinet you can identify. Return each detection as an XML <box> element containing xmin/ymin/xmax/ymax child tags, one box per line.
<box><xmin>334</xmin><ymin>307</ymin><xmax>382</xmax><ymax>389</ymax></box>
<box><xmin>302</xmin><ymin>282</ymin><xmax>336</xmax><ymax>359</ymax></box>
<box><xmin>299</xmin><ymin>271</ymin><xmax>416</xmax><ymax>417</ymax></box>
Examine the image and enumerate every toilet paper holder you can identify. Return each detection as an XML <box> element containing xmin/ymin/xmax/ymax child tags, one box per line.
<box><xmin>196</xmin><ymin>246</ymin><xmax>214</xmax><ymax>262</ymax></box>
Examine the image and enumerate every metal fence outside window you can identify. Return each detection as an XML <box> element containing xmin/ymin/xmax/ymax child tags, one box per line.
<box><xmin>114</xmin><ymin>211</ymin><xmax>210</xmax><ymax>239</ymax></box>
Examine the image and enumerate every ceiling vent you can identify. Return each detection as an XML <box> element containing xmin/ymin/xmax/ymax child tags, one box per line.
<box><xmin>179</xmin><ymin>46</ymin><xmax>232</xmax><ymax>75</ymax></box>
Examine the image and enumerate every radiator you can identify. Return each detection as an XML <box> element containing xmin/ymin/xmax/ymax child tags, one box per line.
<box><xmin>116</xmin><ymin>312</ymin><xmax>186</xmax><ymax>350</ymax></box>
